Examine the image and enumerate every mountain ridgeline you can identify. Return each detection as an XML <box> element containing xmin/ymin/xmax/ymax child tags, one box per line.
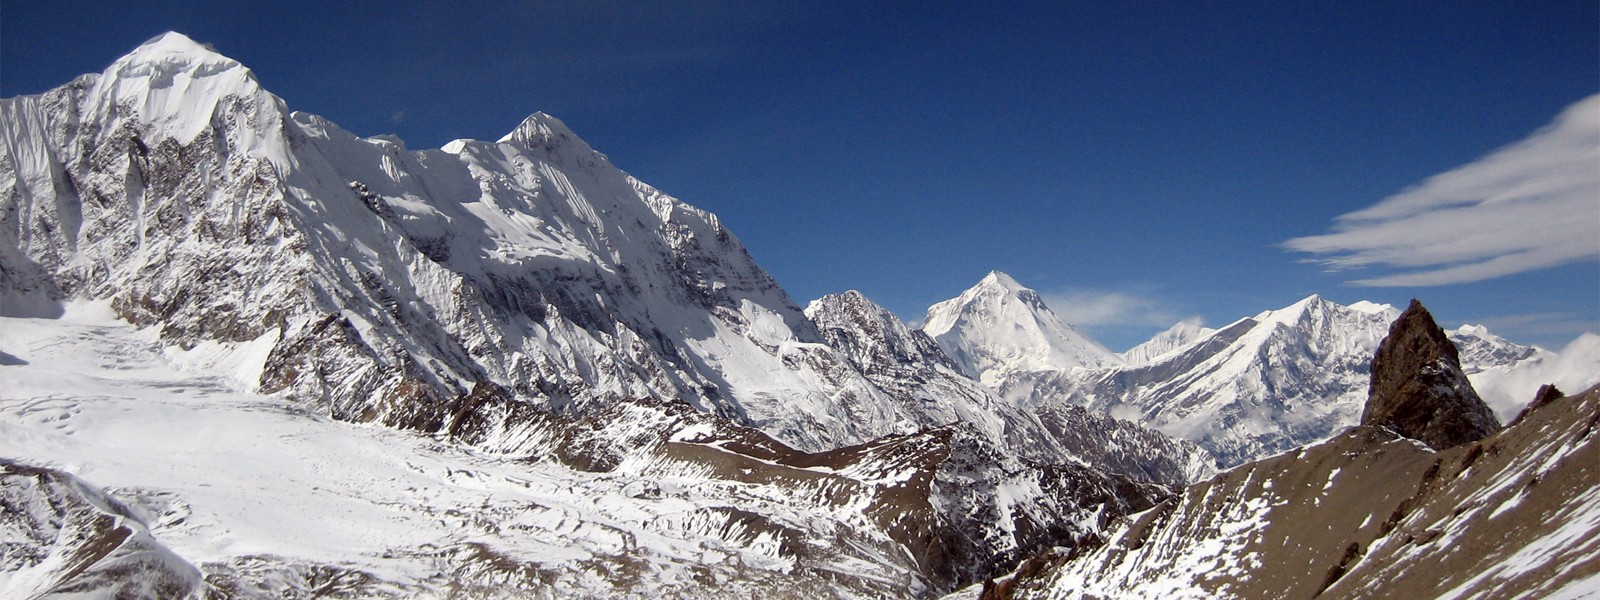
<box><xmin>974</xmin><ymin>302</ymin><xmax>1600</xmax><ymax>600</ymax></box>
<box><xmin>2</xmin><ymin>32</ymin><xmax>1595</xmax><ymax>599</ymax></box>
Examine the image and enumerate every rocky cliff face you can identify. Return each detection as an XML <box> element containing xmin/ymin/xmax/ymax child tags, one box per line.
<box><xmin>1361</xmin><ymin>300</ymin><xmax>1501</xmax><ymax>450</ymax></box>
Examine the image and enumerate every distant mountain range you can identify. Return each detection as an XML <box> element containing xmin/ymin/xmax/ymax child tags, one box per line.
<box><xmin>2</xmin><ymin>32</ymin><xmax>1595</xmax><ymax>599</ymax></box>
<box><xmin>921</xmin><ymin>274</ymin><xmax>1598</xmax><ymax>467</ymax></box>
<box><xmin>966</xmin><ymin>301</ymin><xmax>1600</xmax><ymax>600</ymax></box>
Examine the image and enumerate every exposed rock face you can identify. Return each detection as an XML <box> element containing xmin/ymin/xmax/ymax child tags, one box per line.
<box><xmin>1361</xmin><ymin>300</ymin><xmax>1501</xmax><ymax>450</ymax></box>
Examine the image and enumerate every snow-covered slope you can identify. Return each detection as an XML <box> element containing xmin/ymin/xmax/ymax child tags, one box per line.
<box><xmin>2</xmin><ymin>32</ymin><xmax>985</xmax><ymax>454</ymax></box>
<box><xmin>806</xmin><ymin>291</ymin><xmax>1215</xmax><ymax>483</ymax></box>
<box><xmin>957</xmin><ymin>286</ymin><xmax>1587</xmax><ymax>467</ymax></box>
<box><xmin>1012</xmin><ymin>295</ymin><xmax>1393</xmax><ymax>467</ymax></box>
<box><xmin>922</xmin><ymin>272</ymin><xmax>1121</xmax><ymax>387</ymax></box>
<box><xmin>805</xmin><ymin>291</ymin><xmax>1012</xmax><ymax>445</ymax></box>
<box><xmin>1</xmin><ymin>459</ymin><xmax>201</xmax><ymax>598</ymax></box>
<box><xmin>0</xmin><ymin>306</ymin><xmax>1188</xmax><ymax>597</ymax></box>
<box><xmin>1118</xmin><ymin>318</ymin><xmax>1214</xmax><ymax>366</ymax></box>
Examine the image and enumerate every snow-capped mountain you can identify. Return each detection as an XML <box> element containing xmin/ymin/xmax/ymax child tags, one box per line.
<box><xmin>1</xmin><ymin>33</ymin><xmax>1216</xmax><ymax>598</ymax></box>
<box><xmin>1468</xmin><ymin>332</ymin><xmax>1600</xmax><ymax>419</ymax></box>
<box><xmin>923</xmin><ymin>272</ymin><xmax>1121</xmax><ymax>387</ymax></box>
<box><xmin>2</xmin><ymin>32</ymin><xmax>990</xmax><ymax>455</ymax></box>
<box><xmin>925</xmin><ymin>275</ymin><xmax>1588</xmax><ymax>468</ymax></box>
<box><xmin>977</xmin><ymin>307</ymin><xmax>1599</xmax><ymax>600</ymax></box>
<box><xmin>1117</xmin><ymin>317</ymin><xmax>1213</xmax><ymax>366</ymax></box>
<box><xmin>1049</xmin><ymin>295</ymin><xmax>1397</xmax><ymax>467</ymax></box>
<box><xmin>806</xmin><ymin>291</ymin><xmax>1215</xmax><ymax>483</ymax></box>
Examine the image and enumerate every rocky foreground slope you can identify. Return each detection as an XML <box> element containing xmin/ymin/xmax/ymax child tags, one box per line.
<box><xmin>975</xmin><ymin>302</ymin><xmax>1600</xmax><ymax>599</ymax></box>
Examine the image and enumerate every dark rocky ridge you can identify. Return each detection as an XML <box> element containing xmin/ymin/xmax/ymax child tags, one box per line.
<box><xmin>1361</xmin><ymin>299</ymin><xmax>1501</xmax><ymax>450</ymax></box>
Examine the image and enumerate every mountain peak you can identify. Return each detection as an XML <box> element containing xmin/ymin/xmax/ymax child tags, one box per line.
<box><xmin>132</xmin><ymin>31</ymin><xmax>219</xmax><ymax>56</ymax></box>
<box><xmin>978</xmin><ymin>270</ymin><xmax>1025</xmax><ymax>291</ymax></box>
<box><xmin>1361</xmin><ymin>299</ymin><xmax>1501</xmax><ymax>450</ymax></box>
<box><xmin>1120</xmin><ymin>317</ymin><xmax>1215</xmax><ymax>366</ymax></box>
<box><xmin>922</xmin><ymin>272</ymin><xmax>1119</xmax><ymax>381</ymax></box>
<box><xmin>498</xmin><ymin>111</ymin><xmax>599</xmax><ymax>158</ymax></box>
<box><xmin>114</xmin><ymin>32</ymin><xmax>240</xmax><ymax>74</ymax></box>
<box><xmin>84</xmin><ymin>31</ymin><xmax>280</xmax><ymax>154</ymax></box>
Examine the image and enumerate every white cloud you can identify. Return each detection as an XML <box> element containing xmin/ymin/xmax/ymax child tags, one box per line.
<box><xmin>1285</xmin><ymin>93</ymin><xmax>1600</xmax><ymax>286</ymax></box>
<box><xmin>1039</xmin><ymin>289</ymin><xmax>1184</xmax><ymax>328</ymax></box>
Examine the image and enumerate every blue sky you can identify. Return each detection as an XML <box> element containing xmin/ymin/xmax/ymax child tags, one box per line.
<box><xmin>3</xmin><ymin>2</ymin><xmax>1596</xmax><ymax>350</ymax></box>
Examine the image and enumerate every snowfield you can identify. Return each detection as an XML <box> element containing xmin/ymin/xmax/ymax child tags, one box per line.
<box><xmin>0</xmin><ymin>304</ymin><xmax>892</xmax><ymax>597</ymax></box>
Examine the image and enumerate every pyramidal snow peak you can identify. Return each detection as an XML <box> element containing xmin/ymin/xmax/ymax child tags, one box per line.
<box><xmin>922</xmin><ymin>271</ymin><xmax>1122</xmax><ymax>386</ymax></box>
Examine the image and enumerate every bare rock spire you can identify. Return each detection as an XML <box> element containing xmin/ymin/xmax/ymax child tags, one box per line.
<box><xmin>1361</xmin><ymin>299</ymin><xmax>1501</xmax><ymax>450</ymax></box>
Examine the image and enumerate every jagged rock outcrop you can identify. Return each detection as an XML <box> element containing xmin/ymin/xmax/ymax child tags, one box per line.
<box><xmin>1361</xmin><ymin>299</ymin><xmax>1501</xmax><ymax>450</ymax></box>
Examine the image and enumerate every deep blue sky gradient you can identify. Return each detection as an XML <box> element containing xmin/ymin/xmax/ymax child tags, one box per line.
<box><xmin>3</xmin><ymin>2</ymin><xmax>1596</xmax><ymax>348</ymax></box>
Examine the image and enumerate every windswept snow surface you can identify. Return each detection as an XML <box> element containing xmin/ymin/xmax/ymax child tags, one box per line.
<box><xmin>0</xmin><ymin>305</ymin><xmax>911</xmax><ymax>597</ymax></box>
<box><xmin>1117</xmin><ymin>318</ymin><xmax>1215</xmax><ymax>367</ymax></box>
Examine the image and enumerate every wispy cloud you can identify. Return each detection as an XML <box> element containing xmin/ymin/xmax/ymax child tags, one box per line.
<box><xmin>1468</xmin><ymin>311</ymin><xmax>1599</xmax><ymax>348</ymax></box>
<box><xmin>1285</xmin><ymin>93</ymin><xmax>1600</xmax><ymax>286</ymax></box>
<box><xmin>1039</xmin><ymin>289</ymin><xmax>1185</xmax><ymax>328</ymax></box>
